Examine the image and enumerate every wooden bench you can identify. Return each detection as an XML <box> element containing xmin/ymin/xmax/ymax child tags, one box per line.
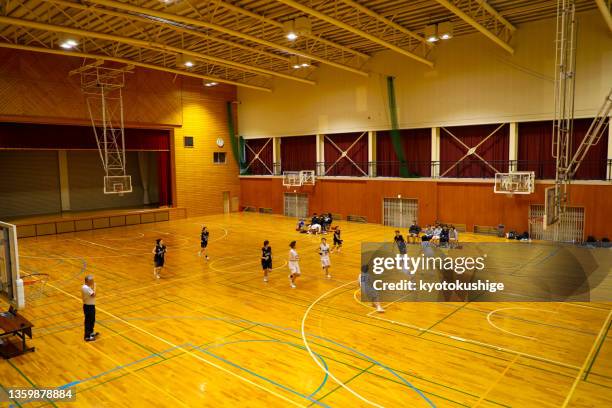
<box><xmin>347</xmin><ymin>215</ymin><xmax>367</xmax><ymax>223</ymax></box>
<box><xmin>258</xmin><ymin>207</ymin><xmax>273</xmax><ymax>214</ymax></box>
<box><xmin>474</xmin><ymin>225</ymin><xmax>499</xmax><ymax>235</ymax></box>
<box><xmin>243</xmin><ymin>206</ymin><xmax>257</xmax><ymax>212</ymax></box>
<box><xmin>331</xmin><ymin>213</ymin><xmax>342</xmax><ymax>221</ymax></box>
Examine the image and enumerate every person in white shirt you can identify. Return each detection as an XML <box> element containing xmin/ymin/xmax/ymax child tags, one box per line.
<box><xmin>319</xmin><ymin>237</ymin><xmax>331</xmax><ymax>279</ymax></box>
<box><xmin>81</xmin><ymin>275</ymin><xmax>99</xmax><ymax>342</ymax></box>
<box><xmin>288</xmin><ymin>241</ymin><xmax>301</xmax><ymax>288</ymax></box>
<box><xmin>431</xmin><ymin>224</ymin><xmax>442</xmax><ymax>245</ymax></box>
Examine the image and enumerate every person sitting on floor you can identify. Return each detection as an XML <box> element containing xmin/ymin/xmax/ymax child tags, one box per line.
<box><xmin>439</xmin><ymin>226</ymin><xmax>450</xmax><ymax>247</ymax></box>
<box><xmin>296</xmin><ymin>218</ymin><xmax>306</xmax><ymax>231</ymax></box>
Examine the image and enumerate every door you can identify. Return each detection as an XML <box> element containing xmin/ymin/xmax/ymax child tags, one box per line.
<box><xmin>223</xmin><ymin>191</ymin><xmax>230</xmax><ymax>214</ymax></box>
<box><xmin>529</xmin><ymin>204</ymin><xmax>584</xmax><ymax>242</ymax></box>
<box><xmin>383</xmin><ymin>198</ymin><xmax>418</xmax><ymax>228</ymax></box>
<box><xmin>284</xmin><ymin>193</ymin><xmax>308</xmax><ymax>218</ymax></box>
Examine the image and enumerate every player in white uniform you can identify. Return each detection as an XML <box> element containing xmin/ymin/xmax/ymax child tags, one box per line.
<box><xmin>318</xmin><ymin>237</ymin><xmax>331</xmax><ymax>279</ymax></box>
<box><xmin>288</xmin><ymin>240</ymin><xmax>300</xmax><ymax>288</ymax></box>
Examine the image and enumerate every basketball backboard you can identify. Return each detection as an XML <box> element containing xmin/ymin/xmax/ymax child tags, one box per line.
<box><xmin>0</xmin><ymin>222</ymin><xmax>25</xmax><ymax>309</ymax></box>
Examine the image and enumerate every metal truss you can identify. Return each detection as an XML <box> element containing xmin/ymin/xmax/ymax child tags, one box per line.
<box><xmin>70</xmin><ymin>63</ymin><xmax>131</xmax><ymax>180</ymax></box>
<box><xmin>432</xmin><ymin>0</ymin><xmax>515</xmax><ymax>54</ymax></box>
<box><xmin>440</xmin><ymin>123</ymin><xmax>506</xmax><ymax>177</ymax></box>
<box><xmin>595</xmin><ymin>0</ymin><xmax>612</xmax><ymax>32</ymax></box>
<box><xmin>275</xmin><ymin>0</ymin><xmax>434</xmax><ymax>66</ymax></box>
<box><xmin>551</xmin><ymin>0</ymin><xmax>577</xmax><ymax>223</ymax></box>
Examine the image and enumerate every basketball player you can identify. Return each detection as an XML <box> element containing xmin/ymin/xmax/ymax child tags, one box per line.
<box><xmin>319</xmin><ymin>237</ymin><xmax>331</xmax><ymax>279</ymax></box>
<box><xmin>152</xmin><ymin>238</ymin><xmax>166</xmax><ymax>279</ymax></box>
<box><xmin>331</xmin><ymin>226</ymin><xmax>343</xmax><ymax>253</ymax></box>
<box><xmin>261</xmin><ymin>240</ymin><xmax>272</xmax><ymax>282</ymax></box>
<box><xmin>199</xmin><ymin>226</ymin><xmax>210</xmax><ymax>260</ymax></box>
<box><xmin>394</xmin><ymin>231</ymin><xmax>407</xmax><ymax>255</ymax></box>
<box><xmin>288</xmin><ymin>241</ymin><xmax>300</xmax><ymax>288</ymax></box>
<box><xmin>359</xmin><ymin>264</ymin><xmax>384</xmax><ymax>313</ymax></box>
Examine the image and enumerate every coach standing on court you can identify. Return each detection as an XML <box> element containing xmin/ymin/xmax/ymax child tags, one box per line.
<box><xmin>81</xmin><ymin>275</ymin><xmax>99</xmax><ymax>342</ymax></box>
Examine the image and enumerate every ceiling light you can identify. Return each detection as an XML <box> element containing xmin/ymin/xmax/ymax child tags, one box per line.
<box><xmin>438</xmin><ymin>21</ymin><xmax>453</xmax><ymax>40</ymax></box>
<box><xmin>292</xmin><ymin>64</ymin><xmax>301</xmax><ymax>69</ymax></box>
<box><xmin>184</xmin><ymin>61</ymin><xmax>194</xmax><ymax>68</ymax></box>
<box><xmin>424</xmin><ymin>24</ymin><xmax>438</xmax><ymax>43</ymax></box>
<box><xmin>286</xmin><ymin>32</ymin><xmax>298</xmax><ymax>41</ymax></box>
<box><xmin>205</xmin><ymin>82</ymin><xmax>218</xmax><ymax>87</ymax></box>
<box><xmin>300</xmin><ymin>62</ymin><xmax>309</xmax><ymax>67</ymax></box>
<box><xmin>59</xmin><ymin>39</ymin><xmax>78</xmax><ymax>49</ymax></box>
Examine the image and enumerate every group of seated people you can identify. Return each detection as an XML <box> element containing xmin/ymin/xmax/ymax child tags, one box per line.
<box><xmin>296</xmin><ymin>212</ymin><xmax>334</xmax><ymax>234</ymax></box>
<box><xmin>407</xmin><ymin>221</ymin><xmax>460</xmax><ymax>248</ymax></box>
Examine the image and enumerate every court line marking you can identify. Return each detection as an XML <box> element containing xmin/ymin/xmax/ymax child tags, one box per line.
<box><xmin>486</xmin><ymin>307</ymin><xmax>558</xmax><ymax>341</ymax></box>
<box><xmin>472</xmin><ymin>303</ymin><xmax>564</xmax><ymax>408</ymax></box>
<box><xmin>366</xmin><ymin>313</ymin><xmax>581</xmax><ymax>370</ymax></box>
<box><xmin>44</xmin><ymin>282</ymin><xmax>309</xmax><ymax>408</ymax></box>
<box><xmin>300</xmin><ymin>281</ymin><xmax>436</xmax><ymax>408</ymax></box>
<box><xmin>561</xmin><ymin>309</ymin><xmax>612</xmax><ymax>408</ymax></box>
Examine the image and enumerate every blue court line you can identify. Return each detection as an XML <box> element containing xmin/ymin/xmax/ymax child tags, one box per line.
<box><xmin>192</xmin><ymin>344</ymin><xmax>331</xmax><ymax>408</ymax></box>
<box><xmin>197</xmin><ymin>338</ymin><xmax>329</xmax><ymax>398</ymax></box>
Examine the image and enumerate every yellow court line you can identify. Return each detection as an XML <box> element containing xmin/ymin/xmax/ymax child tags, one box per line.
<box><xmin>366</xmin><ymin>314</ymin><xmax>581</xmax><ymax>370</ymax></box>
<box><xmin>472</xmin><ymin>303</ymin><xmax>564</xmax><ymax>408</ymax></box>
<box><xmin>301</xmin><ymin>281</ymin><xmax>385</xmax><ymax>408</ymax></box>
<box><xmin>45</xmin><ymin>281</ymin><xmax>308</xmax><ymax>408</ymax></box>
<box><xmin>84</xmin><ymin>338</ymin><xmax>191</xmax><ymax>408</ymax></box>
<box><xmin>561</xmin><ymin>309</ymin><xmax>612</xmax><ymax>408</ymax></box>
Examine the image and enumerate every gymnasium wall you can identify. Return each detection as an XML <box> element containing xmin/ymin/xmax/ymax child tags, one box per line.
<box><xmin>239</xmin><ymin>177</ymin><xmax>612</xmax><ymax>239</ymax></box>
<box><xmin>0</xmin><ymin>49</ymin><xmax>240</xmax><ymax>217</ymax></box>
<box><xmin>237</xmin><ymin>10</ymin><xmax>612</xmax><ymax>137</ymax></box>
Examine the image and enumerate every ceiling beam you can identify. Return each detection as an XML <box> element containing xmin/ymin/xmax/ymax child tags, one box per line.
<box><xmin>45</xmin><ymin>0</ymin><xmax>292</xmax><ymax>63</ymax></box>
<box><xmin>339</xmin><ymin>0</ymin><xmax>433</xmax><ymax>48</ymax></box>
<box><xmin>432</xmin><ymin>0</ymin><xmax>515</xmax><ymax>54</ymax></box>
<box><xmin>0</xmin><ymin>16</ymin><xmax>316</xmax><ymax>85</ymax></box>
<box><xmin>274</xmin><ymin>0</ymin><xmax>433</xmax><ymax>67</ymax></box>
<box><xmin>0</xmin><ymin>42</ymin><xmax>272</xmax><ymax>92</ymax></box>
<box><xmin>212</xmin><ymin>0</ymin><xmax>370</xmax><ymax>60</ymax></box>
<box><xmin>595</xmin><ymin>0</ymin><xmax>612</xmax><ymax>33</ymax></box>
<box><xmin>475</xmin><ymin>0</ymin><xmax>517</xmax><ymax>32</ymax></box>
<box><xmin>83</xmin><ymin>0</ymin><xmax>369</xmax><ymax>76</ymax></box>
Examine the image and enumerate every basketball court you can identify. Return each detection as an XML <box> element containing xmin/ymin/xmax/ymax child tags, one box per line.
<box><xmin>0</xmin><ymin>0</ymin><xmax>611</xmax><ymax>407</ymax></box>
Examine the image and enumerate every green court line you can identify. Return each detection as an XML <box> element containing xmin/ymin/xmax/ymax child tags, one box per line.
<box><xmin>306</xmin><ymin>362</ymin><xmax>376</xmax><ymax>408</ymax></box>
<box><xmin>157</xmin><ymin>296</ymin><xmax>511</xmax><ymax>408</ymax></box>
<box><xmin>6</xmin><ymin>360</ymin><xmax>58</xmax><ymax>408</ymax></box>
<box><xmin>0</xmin><ymin>382</ymin><xmax>23</xmax><ymax>407</ymax></box>
<box><xmin>203</xmin><ymin>280</ymin><xmax>582</xmax><ymax>374</ymax></box>
<box><xmin>95</xmin><ymin>320</ymin><xmax>164</xmax><ymax>358</ymax></box>
<box><xmin>583</xmin><ymin>319</ymin><xmax>611</xmax><ymax>381</ymax></box>
<box><xmin>417</xmin><ymin>301</ymin><xmax>472</xmax><ymax>337</ymax></box>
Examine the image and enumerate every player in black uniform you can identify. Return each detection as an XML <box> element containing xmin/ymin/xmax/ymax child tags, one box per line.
<box><xmin>261</xmin><ymin>240</ymin><xmax>272</xmax><ymax>283</ymax></box>
<box><xmin>198</xmin><ymin>226</ymin><xmax>210</xmax><ymax>260</ymax></box>
<box><xmin>152</xmin><ymin>238</ymin><xmax>167</xmax><ymax>279</ymax></box>
<box><xmin>331</xmin><ymin>226</ymin><xmax>343</xmax><ymax>253</ymax></box>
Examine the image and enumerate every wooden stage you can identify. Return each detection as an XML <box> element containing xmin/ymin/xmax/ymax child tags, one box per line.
<box><xmin>0</xmin><ymin>212</ymin><xmax>610</xmax><ymax>407</ymax></box>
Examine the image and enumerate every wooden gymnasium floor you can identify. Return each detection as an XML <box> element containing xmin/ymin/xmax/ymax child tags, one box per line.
<box><xmin>1</xmin><ymin>212</ymin><xmax>611</xmax><ymax>408</ymax></box>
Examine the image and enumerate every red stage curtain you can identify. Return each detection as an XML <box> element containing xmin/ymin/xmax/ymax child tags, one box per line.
<box><xmin>324</xmin><ymin>132</ymin><xmax>368</xmax><ymax>176</ymax></box>
<box><xmin>518</xmin><ymin>118</ymin><xmax>606</xmax><ymax>180</ymax></box>
<box><xmin>244</xmin><ymin>138</ymin><xmax>274</xmax><ymax>175</ymax></box>
<box><xmin>0</xmin><ymin>122</ymin><xmax>170</xmax><ymax>150</ymax></box>
<box><xmin>377</xmin><ymin>129</ymin><xmax>431</xmax><ymax>177</ymax></box>
<box><xmin>440</xmin><ymin>124</ymin><xmax>509</xmax><ymax>178</ymax></box>
<box><xmin>280</xmin><ymin>135</ymin><xmax>316</xmax><ymax>172</ymax></box>
<box><xmin>157</xmin><ymin>151</ymin><xmax>171</xmax><ymax>206</ymax></box>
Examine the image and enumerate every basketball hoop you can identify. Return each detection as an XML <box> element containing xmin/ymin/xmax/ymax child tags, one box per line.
<box><xmin>20</xmin><ymin>273</ymin><xmax>49</xmax><ymax>301</ymax></box>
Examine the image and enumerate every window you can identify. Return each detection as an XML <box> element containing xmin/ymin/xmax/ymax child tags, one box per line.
<box><xmin>213</xmin><ymin>152</ymin><xmax>227</xmax><ymax>164</ymax></box>
<box><xmin>184</xmin><ymin>136</ymin><xmax>194</xmax><ymax>148</ymax></box>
